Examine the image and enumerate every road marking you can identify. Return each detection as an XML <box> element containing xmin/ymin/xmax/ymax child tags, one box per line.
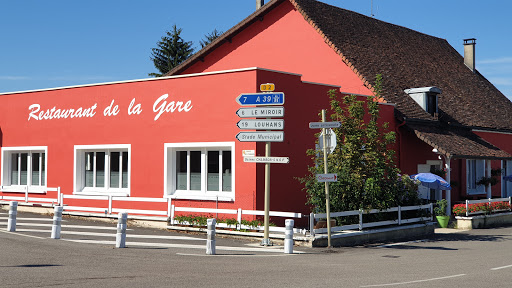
<box><xmin>13</xmin><ymin>228</ymin><xmax>204</xmax><ymax>240</ymax></box>
<box><xmin>0</xmin><ymin>229</ymin><xmax>46</xmax><ymax>239</ymax></box>
<box><xmin>377</xmin><ymin>240</ymin><xmax>427</xmax><ymax>247</ymax></box>
<box><xmin>0</xmin><ymin>216</ymin><xmax>62</xmax><ymax>222</ymax></box>
<box><xmin>360</xmin><ymin>274</ymin><xmax>466</xmax><ymax>287</ymax></box>
<box><xmin>176</xmin><ymin>253</ymin><xmax>297</xmax><ymax>257</ymax></box>
<box><xmin>62</xmin><ymin>239</ymin><xmax>304</xmax><ymax>253</ymax></box>
<box><xmin>491</xmin><ymin>264</ymin><xmax>512</xmax><ymax>271</ymax></box>
<box><xmin>0</xmin><ymin>222</ymin><xmax>128</xmax><ymax>230</ymax></box>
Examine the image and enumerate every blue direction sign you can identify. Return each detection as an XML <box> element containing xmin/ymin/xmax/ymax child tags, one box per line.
<box><xmin>236</xmin><ymin>92</ymin><xmax>285</xmax><ymax>106</ymax></box>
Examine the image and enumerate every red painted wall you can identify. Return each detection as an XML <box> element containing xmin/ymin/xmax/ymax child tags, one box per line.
<box><xmin>1</xmin><ymin>68</ymin><xmax>364</xmax><ymax>222</ymax></box>
<box><xmin>182</xmin><ymin>1</ymin><xmax>372</xmax><ymax>96</ymax></box>
<box><xmin>0</xmin><ymin>70</ymin><xmax>262</xmax><ymax>213</ymax></box>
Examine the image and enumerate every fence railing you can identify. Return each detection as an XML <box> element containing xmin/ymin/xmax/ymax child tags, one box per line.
<box><xmin>463</xmin><ymin>197</ymin><xmax>512</xmax><ymax>217</ymax></box>
<box><xmin>0</xmin><ymin>186</ymin><xmax>61</xmax><ymax>206</ymax></box>
<box><xmin>59</xmin><ymin>194</ymin><xmax>303</xmax><ymax>234</ymax></box>
<box><xmin>309</xmin><ymin>204</ymin><xmax>433</xmax><ymax>237</ymax></box>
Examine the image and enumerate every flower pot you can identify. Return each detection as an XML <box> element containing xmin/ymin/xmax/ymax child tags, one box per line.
<box><xmin>436</xmin><ymin>215</ymin><xmax>450</xmax><ymax>228</ymax></box>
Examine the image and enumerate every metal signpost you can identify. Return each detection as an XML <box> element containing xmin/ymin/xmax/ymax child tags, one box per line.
<box><xmin>235</xmin><ymin>84</ymin><xmax>287</xmax><ymax>246</ymax></box>
<box><xmin>309</xmin><ymin>111</ymin><xmax>339</xmax><ymax>248</ymax></box>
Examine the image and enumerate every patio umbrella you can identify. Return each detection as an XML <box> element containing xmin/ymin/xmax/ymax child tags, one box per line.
<box><xmin>503</xmin><ymin>175</ymin><xmax>512</xmax><ymax>182</ymax></box>
<box><xmin>410</xmin><ymin>173</ymin><xmax>451</xmax><ymax>190</ymax></box>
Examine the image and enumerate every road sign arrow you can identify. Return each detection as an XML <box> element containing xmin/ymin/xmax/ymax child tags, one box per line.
<box><xmin>237</xmin><ymin>119</ymin><xmax>284</xmax><ymax>130</ymax></box>
<box><xmin>236</xmin><ymin>92</ymin><xmax>285</xmax><ymax>106</ymax></box>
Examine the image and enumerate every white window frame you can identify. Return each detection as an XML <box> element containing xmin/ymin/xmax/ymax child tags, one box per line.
<box><xmin>1</xmin><ymin>146</ymin><xmax>48</xmax><ymax>193</ymax></box>
<box><xmin>466</xmin><ymin>159</ymin><xmax>489</xmax><ymax>195</ymax></box>
<box><xmin>164</xmin><ymin>142</ymin><xmax>235</xmax><ymax>201</ymax></box>
<box><xmin>502</xmin><ymin>160</ymin><xmax>512</xmax><ymax>198</ymax></box>
<box><xmin>74</xmin><ymin>144</ymin><xmax>130</xmax><ymax>196</ymax></box>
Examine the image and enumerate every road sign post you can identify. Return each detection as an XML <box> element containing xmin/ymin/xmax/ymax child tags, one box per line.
<box><xmin>235</xmin><ymin>84</ymin><xmax>287</xmax><ymax>246</ymax></box>
<box><xmin>309</xmin><ymin>110</ymin><xmax>338</xmax><ymax>248</ymax></box>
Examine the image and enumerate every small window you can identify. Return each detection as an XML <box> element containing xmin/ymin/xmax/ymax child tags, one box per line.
<box><xmin>426</xmin><ymin>93</ymin><xmax>438</xmax><ymax>117</ymax></box>
<box><xmin>1</xmin><ymin>147</ymin><xmax>47</xmax><ymax>192</ymax></box>
<box><xmin>165</xmin><ymin>142</ymin><xmax>234</xmax><ymax>200</ymax></box>
<box><xmin>74</xmin><ymin>145</ymin><xmax>130</xmax><ymax>195</ymax></box>
<box><xmin>467</xmin><ymin>159</ymin><xmax>487</xmax><ymax>195</ymax></box>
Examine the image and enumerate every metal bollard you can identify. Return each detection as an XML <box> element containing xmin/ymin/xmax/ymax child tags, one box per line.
<box><xmin>116</xmin><ymin>212</ymin><xmax>128</xmax><ymax>248</ymax></box>
<box><xmin>206</xmin><ymin>218</ymin><xmax>216</xmax><ymax>255</ymax></box>
<box><xmin>284</xmin><ymin>219</ymin><xmax>294</xmax><ymax>254</ymax></box>
<box><xmin>7</xmin><ymin>201</ymin><xmax>18</xmax><ymax>232</ymax></box>
<box><xmin>51</xmin><ymin>206</ymin><xmax>64</xmax><ymax>239</ymax></box>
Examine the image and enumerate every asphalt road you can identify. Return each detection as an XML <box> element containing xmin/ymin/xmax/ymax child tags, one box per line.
<box><xmin>1</xmin><ymin>210</ymin><xmax>512</xmax><ymax>287</ymax></box>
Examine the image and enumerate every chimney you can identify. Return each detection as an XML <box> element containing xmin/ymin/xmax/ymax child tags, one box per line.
<box><xmin>463</xmin><ymin>38</ymin><xmax>476</xmax><ymax>72</ymax></box>
<box><xmin>256</xmin><ymin>0</ymin><xmax>265</xmax><ymax>10</ymax></box>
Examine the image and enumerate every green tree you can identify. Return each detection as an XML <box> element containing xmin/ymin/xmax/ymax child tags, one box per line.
<box><xmin>199</xmin><ymin>29</ymin><xmax>223</xmax><ymax>49</ymax></box>
<box><xmin>149</xmin><ymin>25</ymin><xmax>194</xmax><ymax>77</ymax></box>
<box><xmin>300</xmin><ymin>75</ymin><xmax>419</xmax><ymax>214</ymax></box>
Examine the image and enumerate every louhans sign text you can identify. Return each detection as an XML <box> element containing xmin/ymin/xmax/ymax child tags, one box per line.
<box><xmin>27</xmin><ymin>94</ymin><xmax>193</xmax><ymax>122</ymax></box>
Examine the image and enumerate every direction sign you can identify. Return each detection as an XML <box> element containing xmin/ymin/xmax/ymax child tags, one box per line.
<box><xmin>236</xmin><ymin>107</ymin><xmax>284</xmax><ymax>118</ymax></box>
<box><xmin>236</xmin><ymin>131</ymin><xmax>284</xmax><ymax>142</ymax></box>
<box><xmin>316</xmin><ymin>174</ymin><xmax>338</xmax><ymax>182</ymax></box>
<box><xmin>236</xmin><ymin>92</ymin><xmax>285</xmax><ymax>106</ymax></box>
<box><xmin>318</xmin><ymin>129</ymin><xmax>337</xmax><ymax>154</ymax></box>
<box><xmin>309</xmin><ymin>121</ymin><xmax>342</xmax><ymax>129</ymax></box>
<box><xmin>237</xmin><ymin>119</ymin><xmax>284</xmax><ymax>130</ymax></box>
<box><xmin>243</xmin><ymin>156</ymin><xmax>289</xmax><ymax>164</ymax></box>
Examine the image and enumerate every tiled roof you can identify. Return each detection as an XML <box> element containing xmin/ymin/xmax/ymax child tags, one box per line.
<box><xmin>165</xmin><ymin>0</ymin><xmax>512</xmax><ymax>158</ymax></box>
<box><xmin>407</xmin><ymin>122</ymin><xmax>512</xmax><ymax>159</ymax></box>
<box><xmin>290</xmin><ymin>0</ymin><xmax>512</xmax><ymax>130</ymax></box>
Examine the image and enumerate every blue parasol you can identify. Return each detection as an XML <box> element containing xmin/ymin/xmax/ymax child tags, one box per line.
<box><xmin>410</xmin><ymin>173</ymin><xmax>451</xmax><ymax>190</ymax></box>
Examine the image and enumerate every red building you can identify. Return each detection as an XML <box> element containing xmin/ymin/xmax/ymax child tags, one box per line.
<box><xmin>2</xmin><ymin>0</ymin><xmax>512</xmax><ymax>220</ymax></box>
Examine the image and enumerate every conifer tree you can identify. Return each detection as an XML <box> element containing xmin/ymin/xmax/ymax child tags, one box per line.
<box><xmin>149</xmin><ymin>25</ymin><xmax>194</xmax><ymax>77</ymax></box>
<box><xmin>199</xmin><ymin>29</ymin><xmax>223</xmax><ymax>48</ymax></box>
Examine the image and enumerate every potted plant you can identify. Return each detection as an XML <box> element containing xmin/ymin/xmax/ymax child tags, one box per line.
<box><xmin>434</xmin><ymin>199</ymin><xmax>450</xmax><ymax>228</ymax></box>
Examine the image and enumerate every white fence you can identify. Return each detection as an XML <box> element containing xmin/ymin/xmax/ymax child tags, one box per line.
<box><xmin>59</xmin><ymin>194</ymin><xmax>303</xmax><ymax>234</ymax></box>
<box><xmin>0</xmin><ymin>186</ymin><xmax>61</xmax><ymax>206</ymax></box>
<box><xmin>309</xmin><ymin>204</ymin><xmax>433</xmax><ymax>237</ymax></box>
<box><xmin>463</xmin><ymin>197</ymin><xmax>512</xmax><ymax>217</ymax></box>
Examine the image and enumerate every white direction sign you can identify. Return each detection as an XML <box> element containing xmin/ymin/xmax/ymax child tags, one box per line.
<box><xmin>236</xmin><ymin>107</ymin><xmax>284</xmax><ymax>118</ymax></box>
<box><xmin>309</xmin><ymin>121</ymin><xmax>342</xmax><ymax>129</ymax></box>
<box><xmin>244</xmin><ymin>156</ymin><xmax>290</xmax><ymax>164</ymax></box>
<box><xmin>237</xmin><ymin>119</ymin><xmax>284</xmax><ymax>130</ymax></box>
<box><xmin>236</xmin><ymin>131</ymin><xmax>284</xmax><ymax>142</ymax></box>
<box><xmin>316</xmin><ymin>174</ymin><xmax>338</xmax><ymax>182</ymax></box>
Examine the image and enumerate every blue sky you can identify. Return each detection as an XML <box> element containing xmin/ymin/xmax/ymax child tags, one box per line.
<box><xmin>1</xmin><ymin>0</ymin><xmax>511</xmax><ymax>99</ymax></box>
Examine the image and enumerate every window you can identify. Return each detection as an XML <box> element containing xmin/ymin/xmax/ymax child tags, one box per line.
<box><xmin>1</xmin><ymin>147</ymin><xmax>47</xmax><ymax>192</ymax></box>
<box><xmin>467</xmin><ymin>159</ymin><xmax>487</xmax><ymax>195</ymax></box>
<box><xmin>74</xmin><ymin>145</ymin><xmax>130</xmax><ymax>195</ymax></box>
<box><xmin>165</xmin><ymin>142</ymin><xmax>234</xmax><ymax>200</ymax></box>
<box><xmin>426</xmin><ymin>93</ymin><xmax>438</xmax><ymax>117</ymax></box>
